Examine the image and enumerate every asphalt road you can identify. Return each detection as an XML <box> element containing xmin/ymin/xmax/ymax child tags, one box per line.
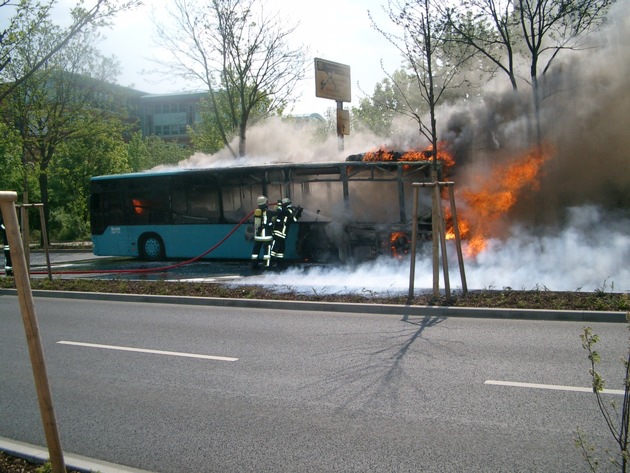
<box><xmin>1</xmin><ymin>294</ymin><xmax>627</xmax><ymax>472</ymax></box>
<box><xmin>21</xmin><ymin>249</ymin><xmax>252</xmax><ymax>282</ymax></box>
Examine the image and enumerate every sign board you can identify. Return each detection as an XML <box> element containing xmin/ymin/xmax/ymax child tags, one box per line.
<box><xmin>337</xmin><ymin>109</ymin><xmax>350</xmax><ymax>135</ymax></box>
<box><xmin>314</xmin><ymin>58</ymin><xmax>351</xmax><ymax>103</ymax></box>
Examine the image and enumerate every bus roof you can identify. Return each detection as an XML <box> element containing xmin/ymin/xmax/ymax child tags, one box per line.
<box><xmin>91</xmin><ymin>160</ymin><xmax>436</xmax><ymax>181</ymax></box>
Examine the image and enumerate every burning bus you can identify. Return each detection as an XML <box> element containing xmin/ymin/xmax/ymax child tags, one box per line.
<box><xmin>89</xmin><ymin>157</ymin><xmax>441</xmax><ymax>263</ymax></box>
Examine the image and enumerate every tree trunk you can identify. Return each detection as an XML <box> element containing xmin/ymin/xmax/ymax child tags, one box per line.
<box><xmin>38</xmin><ymin>170</ymin><xmax>50</xmax><ymax>245</ymax></box>
<box><xmin>238</xmin><ymin>122</ymin><xmax>246</xmax><ymax>157</ymax></box>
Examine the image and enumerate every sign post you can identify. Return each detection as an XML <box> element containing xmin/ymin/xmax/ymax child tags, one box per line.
<box><xmin>315</xmin><ymin>58</ymin><xmax>351</xmax><ymax>151</ymax></box>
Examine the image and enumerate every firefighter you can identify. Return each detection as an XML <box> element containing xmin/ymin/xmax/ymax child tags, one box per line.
<box><xmin>270</xmin><ymin>197</ymin><xmax>302</xmax><ymax>269</ymax></box>
<box><xmin>0</xmin><ymin>213</ymin><xmax>13</xmax><ymax>277</ymax></box>
<box><xmin>251</xmin><ymin>195</ymin><xmax>275</xmax><ymax>269</ymax></box>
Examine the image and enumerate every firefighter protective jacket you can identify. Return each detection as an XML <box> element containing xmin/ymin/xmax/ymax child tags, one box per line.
<box><xmin>253</xmin><ymin>207</ymin><xmax>274</xmax><ymax>242</ymax></box>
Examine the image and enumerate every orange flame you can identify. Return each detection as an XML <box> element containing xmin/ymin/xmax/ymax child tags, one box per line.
<box><xmin>361</xmin><ymin>142</ymin><xmax>552</xmax><ymax>259</ymax></box>
<box><xmin>362</xmin><ymin>142</ymin><xmax>455</xmax><ymax>169</ymax></box>
<box><xmin>449</xmin><ymin>144</ymin><xmax>553</xmax><ymax>257</ymax></box>
<box><xmin>363</xmin><ymin>148</ymin><xmax>395</xmax><ymax>162</ymax></box>
<box><xmin>132</xmin><ymin>199</ymin><xmax>145</xmax><ymax>215</ymax></box>
<box><xmin>390</xmin><ymin>231</ymin><xmax>410</xmax><ymax>258</ymax></box>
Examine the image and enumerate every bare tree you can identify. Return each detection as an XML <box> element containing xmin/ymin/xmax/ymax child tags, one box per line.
<box><xmin>153</xmin><ymin>0</ymin><xmax>308</xmax><ymax>158</ymax></box>
<box><xmin>371</xmin><ymin>0</ymin><xmax>476</xmax><ymax>298</ymax></box>
<box><xmin>446</xmin><ymin>0</ymin><xmax>521</xmax><ymax>91</ymax></box>
<box><xmin>0</xmin><ymin>0</ymin><xmax>141</xmax><ymax>103</ymax></box>
<box><xmin>371</xmin><ymin>0</ymin><xmax>476</xmax><ymax>172</ymax></box>
<box><xmin>447</xmin><ymin>0</ymin><xmax>615</xmax><ymax>143</ymax></box>
<box><xmin>518</xmin><ymin>0</ymin><xmax>614</xmax><ymax>143</ymax></box>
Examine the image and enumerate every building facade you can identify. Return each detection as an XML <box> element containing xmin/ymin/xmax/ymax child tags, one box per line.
<box><xmin>134</xmin><ymin>91</ymin><xmax>206</xmax><ymax>145</ymax></box>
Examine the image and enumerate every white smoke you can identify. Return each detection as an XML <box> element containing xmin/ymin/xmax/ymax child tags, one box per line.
<box><xmin>176</xmin><ymin>2</ymin><xmax>630</xmax><ymax>294</ymax></box>
<box><xmin>154</xmin><ymin>116</ymin><xmax>395</xmax><ymax>170</ymax></box>
<box><xmin>236</xmin><ymin>204</ymin><xmax>630</xmax><ymax>294</ymax></box>
<box><xmin>465</xmin><ymin>205</ymin><xmax>630</xmax><ymax>292</ymax></box>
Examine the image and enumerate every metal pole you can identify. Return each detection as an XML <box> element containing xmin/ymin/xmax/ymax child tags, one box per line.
<box><xmin>0</xmin><ymin>192</ymin><xmax>66</xmax><ymax>473</ymax></box>
<box><xmin>336</xmin><ymin>101</ymin><xmax>344</xmax><ymax>152</ymax></box>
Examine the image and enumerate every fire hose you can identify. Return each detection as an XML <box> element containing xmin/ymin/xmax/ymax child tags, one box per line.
<box><xmin>29</xmin><ymin>209</ymin><xmax>255</xmax><ymax>276</ymax></box>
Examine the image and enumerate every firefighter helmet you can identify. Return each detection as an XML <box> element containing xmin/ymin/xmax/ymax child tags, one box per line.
<box><xmin>281</xmin><ymin>197</ymin><xmax>291</xmax><ymax>205</ymax></box>
<box><xmin>257</xmin><ymin>195</ymin><xmax>268</xmax><ymax>206</ymax></box>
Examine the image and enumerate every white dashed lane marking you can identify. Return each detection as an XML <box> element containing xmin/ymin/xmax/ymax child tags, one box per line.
<box><xmin>485</xmin><ymin>379</ymin><xmax>624</xmax><ymax>395</ymax></box>
<box><xmin>58</xmin><ymin>340</ymin><xmax>238</xmax><ymax>362</ymax></box>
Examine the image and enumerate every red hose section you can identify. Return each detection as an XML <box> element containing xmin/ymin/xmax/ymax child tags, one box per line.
<box><xmin>31</xmin><ymin>210</ymin><xmax>255</xmax><ymax>276</ymax></box>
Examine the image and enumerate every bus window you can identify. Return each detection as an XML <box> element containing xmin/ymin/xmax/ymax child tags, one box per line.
<box><xmin>293</xmin><ymin>181</ymin><xmax>339</xmax><ymax>218</ymax></box>
<box><xmin>127</xmin><ymin>189</ymin><xmax>170</xmax><ymax>225</ymax></box>
<box><xmin>222</xmin><ymin>188</ymin><xmax>246</xmax><ymax>221</ymax></box>
<box><xmin>90</xmin><ymin>190</ymin><xmax>125</xmax><ymax>234</ymax></box>
<box><xmin>188</xmin><ymin>186</ymin><xmax>220</xmax><ymax>222</ymax></box>
<box><xmin>171</xmin><ymin>187</ymin><xmax>188</xmax><ymax>221</ymax></box>
<box><xmin>348</xmin><ymin>181</ymin><xmax>399</xmax><ymax>223</ymax></box>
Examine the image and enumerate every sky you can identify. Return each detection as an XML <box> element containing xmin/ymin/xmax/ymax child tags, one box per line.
<box><xmin>93</xmin><ymin>0</ymin><xmax>402</xmax><ymax>116</ymax></box>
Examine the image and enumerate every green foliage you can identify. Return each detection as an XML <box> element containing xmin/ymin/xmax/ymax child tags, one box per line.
<box><xmin>188</xmin><ymin>95</ymin><xmax>232</xmax><ymax>155</ymax></box>
<box><xmin>126</xmin><ymin>132</ymin><xmax>151</xmax><ymax>171</ymax></box>
<box><xmin>580</xmin><ymin>327</ymin><xmax>604</xmax><ymax>391</ymax></box>
<box><xmin>144</xmin><ymin>136</ymin><xmax>193</xmax><ymax>168</ymax></box>
<box><xmin>49</xmin><ymin>207</ymin><xmax>90</xmax><ymax>241</ymax></box>
<box><xmin>34</xmin><ymin>460</ymin><xmax>53</xmax><ymax>473</ymax></box>
<box><xmin>352</xmin><ymin>79</ymin><xmax>398</xmax><ymax>138</ymax></box>
<box><xmin>577</xmin><ymin>316</ymin><xmax>630</xmax><ymax>472</ymax></box>
<box><xmin>127</xmin><ymin>132</ymin><xmax>192</xmax><ymax>171</ymax></box>
<box><xmin>47</xmin><ymin>115</ymin><xmax>130</xmax><ymax>240</ymax></box>
<box><xmin>352</xmin><ymin>69</ymin><xmax>436</xmax><ymax>138</ymax></box>
<box><xmin>188</xmin><ymin>91</ymin><xmax>272</xmax><ymax>155</ymax></box>
<box><xmin>0</xmin><ymin>122</ymin><xmax>22</xmax><ymax>192</ymax></box>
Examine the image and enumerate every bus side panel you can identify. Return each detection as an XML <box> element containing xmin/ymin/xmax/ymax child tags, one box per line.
<box><xmin>161</xmin><ymin>224</ymin><xmax>302</xmax><ymax>260</ymax></box>
<box><xmin>92</xmin><ymin>223</ymin><xmax>302</xmax><ymax>260</ymax></box>
<box><xmin>92</xmin><ymin>226</ymin><xmax>135</xmax><ymax>257</ymax></box>
<box><xmin>159</xmin><ymin>224</ymin><xmax>254</xmax><ymax>259</ymax></box>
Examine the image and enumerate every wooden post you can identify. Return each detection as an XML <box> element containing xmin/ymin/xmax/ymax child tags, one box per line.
<box><xmin>408</xmin><ymin>181</ymin><xmax>466</xmax><ymax>303</ymax></box>
<box><xmin>407</xmin><ymin>185</ymin><xmax>420</xmax><ymax>304</ymax></box>
<box><xmin>17</xmin><ymin>203</ymin><xmax>52</xmax><ymax>280</ymax></box>
<box><xmin>21</xmin><ymin>192</ymin><xmax>30</xmax><ymax>275</ymax></box>
<box><xmin>430</xmin><ymin>180</ymin><xmax>440</xmax><ymax>298</ymax></box>
<box><xmin>0</xmin><ymin>192</ymin><xmax>66</xmax><ymax>473</ymax></box>
<box><xmin>36</xmin><ymin>204</ymin><xmax>52</xmax><ymax>281</ymax></box>
<box><xmin>447</xmin><ymin>185</ymin><xmax>467</xmax><ymax>295</ymax></box>
<box><xmin>434</xmin><ymin>183</ymin><xmax>450</xmax><ymax>300</ymax></box>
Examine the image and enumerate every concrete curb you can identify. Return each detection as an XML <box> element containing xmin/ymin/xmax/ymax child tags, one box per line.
<box><xmin>1</xmin><ymin>288</ymin><xmax>626</xmax><ymax>322</ymax></box>
<box><xmin>0</xmin><ymin>436</ymin><xmax>153</xmax><ymax>473</ymax></box>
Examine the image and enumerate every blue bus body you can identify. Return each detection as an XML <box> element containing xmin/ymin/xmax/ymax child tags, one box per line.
<box><xmin>92</xmin><ymin>223</ymin><xmax>300</xmax><ymax>260</ymax></box>
<box><xmin>89</xmin><ymin>160</ymin><xmax>435</xmax><ymax>262</ymax></box>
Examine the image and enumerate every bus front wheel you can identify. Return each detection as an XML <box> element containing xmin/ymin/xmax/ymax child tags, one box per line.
<box><xmin>139</xmin><ymin>233</ymin><xmax>165</xmax><ymax>261</ymax></box>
